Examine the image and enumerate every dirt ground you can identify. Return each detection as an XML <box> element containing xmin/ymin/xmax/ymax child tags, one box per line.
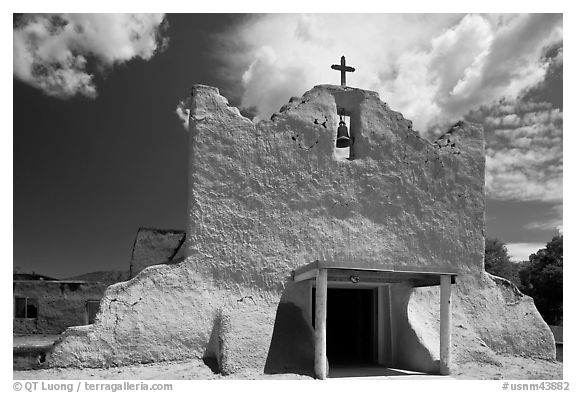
<box><xmin>13</xmin><ymin>357</ymin><xmax>309</xmax><ymax>380</ymax></box>
<box><xmin>14</xmin><ymin>354</ymin><xmax>562</xmax><ymax>380</ymax></box>
<box><xmin>453</xmin><ymin>355</ymin><xmax>562</xmax><ymax>380</ymax></box>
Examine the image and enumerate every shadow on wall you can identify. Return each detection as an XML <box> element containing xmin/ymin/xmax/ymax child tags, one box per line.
<box><xmin>197</xmin><ymin>273</ymin><xmax>439</xmax><ymax>377</ymax></box>
<box><xmin>202</xmin><ymin>311</ymin><xmax>223</xmax><ymax>374</ymax></box>
<box><xmin>199</xmin><ymin>279</ymin><xmax>315</xmax><ymax>377</ymax></box>
<box><xmin>262</xmin><ymin>280</ymin><xmax>438</xmax><ymax>377</ymax></box>
<box><xmin>391</xmin><ymin>284</ymin><xmax>439</xmax><ymax>373</ymax></box>
<box><xmin>264</xmin><ymin>282</ymin><xmax>315</xmax><ymax>377</ymax></box>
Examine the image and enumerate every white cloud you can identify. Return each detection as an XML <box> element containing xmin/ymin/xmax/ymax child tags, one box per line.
<box><xmin>210</xmin><ymin>13</ymin><xmax>563</xmax><ymax>207</ymax></box>
<box><xmin>471</xmin><ymin>99</ymin><xmax>562</xmax><ymax>203</ymax></box>
<box><xmin>175</xmin><ymin>98</ymin><xmax>190</xmax><ymax>129</ymax></box>
<box><xmin>501</xmin><ymin>114</ymin><xmax>521</xmax><ymax>127</ymax></box>
<box><xmin>525</xmin><ymin>219</ymin><xmax>563</xmax><ymax>232</ymax></box>
<box><xmin>215</xmin><ymin>13</ymin><xmax>562</xmax><ymax>133</ymax></box>
<box><xmin>524</xmin><ymin>204</ymin><xmax>563</xmax><ymax>233</ymax></box>
<box><xmin>13</xmin><ymin>14</ymin><xmax>168</xmax><ymax>98</ymax></box>
<box><xmin>507</xmin><ymin>242</ymin><xmax>546</xmax><ymax>262</ymax></box>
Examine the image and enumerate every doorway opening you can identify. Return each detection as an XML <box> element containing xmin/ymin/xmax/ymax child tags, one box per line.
<box><xmin>313</xmin><ymin>287</ymin><xmax>377</xmax><ymax>366</ymax></box>
<box><xmin>86</xmin><ymin>300</ymin><xmax>100</xmax><ymax>325</ymax></box>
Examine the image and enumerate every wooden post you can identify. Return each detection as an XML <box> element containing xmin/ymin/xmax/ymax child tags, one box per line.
<box><xmin>308</xmin><ymin>281</ymin><xmax>314</xmax><ymax>327</ymax></box>
<box><xmin>388</xmin><ymin>284</ymin><xmax>395</xmax><ymax>366</ymax></box>
<box><xmin>440</xmin><ymin>274</ymin><xmax>452</xmax><ymax>375</ymax></box>
<box><xmin>315</xmin><ymin>269</ymin><xmax>328</xmax><ymax>379</ymax></box>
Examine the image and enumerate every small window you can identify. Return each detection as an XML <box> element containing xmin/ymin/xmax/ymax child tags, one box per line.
<box><xmin>14</xmin><ymin>297</ymin><xmax>38</xmax><ymax>319</ymax></box>
<box><xmin>86</xmin><ymin>300</ymin><xmax>100</xmax><ymax>324</ymax></box>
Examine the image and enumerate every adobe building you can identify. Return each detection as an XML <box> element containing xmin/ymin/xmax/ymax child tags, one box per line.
<box><xmin>13</xmin><ymin>227</ymin><xmax>184</xmax><ymax>337</ymax></box>
<box><xmin>13</xmin><ymin>273</ymin><xmax>110</xmax><ymax>335</ymax></box>
<box><xmin>46</xmin><ymin>82</ymin><xmax>555</xmax><ymax>378</ymax></box>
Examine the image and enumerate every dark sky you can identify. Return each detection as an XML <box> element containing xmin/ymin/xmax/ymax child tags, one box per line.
<box><xmin>14</xmin><ymin>14</ymin><xmax>242</xmax><ymax>278</ymax></box>
<box><xmin>13</xmin><ymin>14</ymin><xmax>563</xmax><ymax>277</ymax></box>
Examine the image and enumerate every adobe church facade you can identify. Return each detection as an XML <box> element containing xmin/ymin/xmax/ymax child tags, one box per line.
<box><xmin>47</xmin><ymin>84</ymin><xmax>555</xmax><ymax>378</ymax></box>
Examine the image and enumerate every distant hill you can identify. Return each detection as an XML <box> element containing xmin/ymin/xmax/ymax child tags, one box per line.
<box><xmin>65</xmin><ymin>270</ymin><xmax>129</xmax><ymax>284</ymax></box>
<box><xmin>13</xmin><ymin>266</ymin><xmax>129</xmax><ymax>283</ymax></box>
<box><xmin>13</xmin><ymin>265</ymin><xmax>58</xmax><ymax>280</ymax></box>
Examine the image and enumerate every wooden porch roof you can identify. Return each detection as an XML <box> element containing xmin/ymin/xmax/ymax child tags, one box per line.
<box><xmin>292</xmin><ymin>261</ymin><xmax>457</xmax><ymax>287</ymax></box>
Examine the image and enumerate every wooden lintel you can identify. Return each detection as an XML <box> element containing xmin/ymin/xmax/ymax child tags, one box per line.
<box><xmin>294</xmin><ymin>268</ymin><xmax>319</xmax><ymax>283</ymax></box>
<box><xmin>293</xmin><ymin>261</ymin><xmax>458</xmax><ymax>287</ymax></box>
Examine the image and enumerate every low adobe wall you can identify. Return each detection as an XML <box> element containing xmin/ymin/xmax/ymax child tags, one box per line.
<box><xmin>129</xmin><ymin>228</ymin><xmax>185</xmax><ymax>278</ymax></box>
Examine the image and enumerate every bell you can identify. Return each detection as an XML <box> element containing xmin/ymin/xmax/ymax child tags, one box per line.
<box><xmin>336</xmin><ymin>118</ymin><xmax>351</xmax><ymax>148</ymax></box>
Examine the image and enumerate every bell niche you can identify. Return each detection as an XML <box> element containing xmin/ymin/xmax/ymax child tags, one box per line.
<box><xmin>335</xmin><ymin>107</ymin><xmax>354</xmax><ymax>160</ymax></box>
<box><xmin>336</xmin><ymin>116</ymin><xmax>351</xmax><ymax>148</ymax></box>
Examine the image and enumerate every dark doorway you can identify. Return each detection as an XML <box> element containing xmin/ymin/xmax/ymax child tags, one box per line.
<box><xmin>86</xmin><ymin>300</ymin><xmax>100</xmax><ymax>324</ymax></box>
<box><xmin>313</xmin><ymin>288</ymin><xmax>377</xmax><ymax>366</ymax></box>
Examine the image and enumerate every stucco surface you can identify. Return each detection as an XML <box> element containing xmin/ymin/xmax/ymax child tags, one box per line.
<box><xmin>186</xmin><ymin>84</ymin><xmax>484</xmax><ymax>288</ymax></box>
<box><xmin>129</xmin><ymin>228</ymin><xmax>185</xmax><ymax>278</ymax></box>
<box><xmin>405</xmin><ymin>272</ymin><xmax>555</xmax><ymax>373</ymax></box>
<box><xmin>47</xmin><ymin>84</ymin><xmax>554</xmax><ymax>373</ymax></box>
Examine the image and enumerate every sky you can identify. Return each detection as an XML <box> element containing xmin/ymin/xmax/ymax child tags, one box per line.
<box><xmin>12</xmin><ymin>13</ymin><xmax>563</xmax><ymax>278</ymax></box>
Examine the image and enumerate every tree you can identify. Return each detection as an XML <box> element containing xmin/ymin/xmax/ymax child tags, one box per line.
<box><xmin>519</xmin><ymin>235</ymin><xmax>563</xmax><ymax>325</ymax></box>
<box><xmin>484</xmin><ymin>237</ymin><xmax>521</xmax><ymax>286</ymax></box>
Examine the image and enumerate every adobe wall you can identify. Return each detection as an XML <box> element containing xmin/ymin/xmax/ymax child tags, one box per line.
<box><xmin>47</xmin><ymin>85</ymin><xmax>554</xmax><ymax>374</ymax></box>
<box><xmin>185</xmin><ymin>85</ymin><xmax>485</xmax><ymax>288</ymax></box>
<box><xmin>129</xmin><ymin>228</ymin><xmax>185</xmax><ymax>278</ymax></box>
<box><xmin>13</xmin><ymin>281</ymin><xmax>108</xmax><ymax>335</ymax></box>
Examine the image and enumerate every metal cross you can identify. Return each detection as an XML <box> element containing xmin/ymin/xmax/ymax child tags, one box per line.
<box><xmin>331</xmin><ymin>56</ymin><xmax>355</xmax><ymax>87</ymax></box>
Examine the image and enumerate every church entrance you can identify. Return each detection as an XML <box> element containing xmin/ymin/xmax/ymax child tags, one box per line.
<box><xmin>296</xmin><ymin>263</ymin><xmax>456</xmax><ymax>379</ymax></box>
<box><xmin>313</xmin><ymin>288</ymin><xmax>378</xmax><ymax>366</ymax></box>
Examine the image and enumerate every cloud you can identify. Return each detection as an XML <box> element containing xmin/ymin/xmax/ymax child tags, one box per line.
<box><xmin>213</xmin><ymin>13</ymin><xmax>563</xmax><ymax>206</ymax></box>
<box><xmin>175</xmin><ymin>98</ymin><xmax>190</xmax><ymax>129</ymax></box>
<box><xmin>13</xmin><ymin>14</ymin><xmax>168</xmax><ymax>98</ymax></box>
<box><xmin>507</xmin><ymin>242</ymin><xmax>546</xmax><ymax>262</ymax></box>
<box><xmin>215</xmin><ymin>14</ymin><xmax>562</xmax><ymax>133</ymax></box>
<box><xmin>525</xmin><ymin>219</ymin><xmax>563</xmax><ymax>233</ymax></box>
<box><xmin>467</xmin><ymin>99</ymin><xmax>562</xmax><ymax>203</ymax></box>
<box><xmin>240</xmin><ymin>45</ymin><xmax>308</xmax><ymax>122</ymax></box>
<box><xmin>524</xmin><ymin>204</ymin><xmax>563</xmax><ymax>233</ymax></box>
